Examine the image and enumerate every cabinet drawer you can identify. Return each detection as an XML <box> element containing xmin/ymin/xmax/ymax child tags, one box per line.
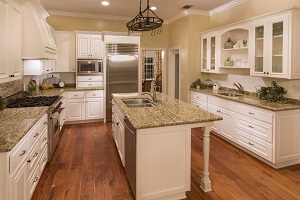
<box><xmin>235</xmin><ymin>104</ymin><xmax>273</xmax><ymax>124</ymax></box>
<box><xmin>208</xmin><ymin>95</ymin><xmax>235</xmax><ymax>111</ymax></box>
<box><xmin>235</xmin><ymin>128</ymin><xmax>273</xmax><ymax>162</ymax></box>
<box><xmin>40</xmin><ymin>128</ymin><xmax>48</xmax><ymax>152</ymax></box>
<box><xmin>85</xmin><ymin>90</ymin><xmax>104</xmax><ymax>98</ymax></box>
<box><xmin>191</xmin><ymin>91</ymin><xmax>208</xmax><ymax>102</ymax></box>
<box><xmin>39</xmin><ymin>114</ymin><xmax>48</xmax><ymax>133</ymax></box>
<box><xmin>235</xmin><ymin>114</ymin><xmax>273</xmax><ymax>143</ymax></box>
<box><xmin>77</xmin><ymin>75</ymin><xmax>102</xmax><ymax>82</ymax></box>
<box><xmin>28</xmin><ymin>163</ymin><xmax>40</xmax><ymax>199</ymax></box>
<box><xmin>40</xmin><ymin>147</ymin><xmax>48</xmax><ymax>173</ymax></box>
<box><xmin>67</xmin><ymin>91</ymin><xmax>85</xmax><ymax>98</ymax></box>
<box><xmin>77</xmin><ymin>82</ymin><xmax>103</xmax><ymax>88</ymax></box>
<box><xmin>27</xmin><ymin>140</ymin><xmax>40</xmax><ymax>178</ymax></box>
<box><xmin>191</xmin><ymin>100</ymin><xmax>208</xmax><ymax>111</ymax></box>
<box><xmin>9</xmin><ymin>138</ymin><xmax>29</xmax><ymax>175</ymax></box>
<box><xmin>28</xmin><ymin>124</ymin><xmax>40</xmax><ymax>148</ymax></box>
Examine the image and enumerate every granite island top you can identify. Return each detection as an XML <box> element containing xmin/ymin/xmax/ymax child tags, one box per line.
<box><xmin>191</xmin><ymin>88</ymin><xmax>300</xmax><ymax>111</ymax></box>
<box><xmin>0</xmin><ymin>107</ymin><xmax>49</xmax><ymax>152</ymax></box>
<box><xmin>113</xmin><ymin>93</ymin><xmax>222</xmax><ymax>129</ymax></box>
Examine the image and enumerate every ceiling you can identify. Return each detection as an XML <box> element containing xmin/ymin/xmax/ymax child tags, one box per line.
<box><xmin>39</xmin><ymin>0</ymin><xmax>235</xmax><ymax>22</ymax></box>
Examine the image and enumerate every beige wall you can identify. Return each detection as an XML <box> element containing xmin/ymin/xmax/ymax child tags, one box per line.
<box><xmin>210</xmin><ymin>0</ymin><xmax>300</xmax><ymax>28</ymax></box>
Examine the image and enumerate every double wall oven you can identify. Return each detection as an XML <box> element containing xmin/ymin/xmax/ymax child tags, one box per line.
<box><xmin>7</xmin><ymin>94</ymin><xmax>64</xmax><ymax>161</ymax></box>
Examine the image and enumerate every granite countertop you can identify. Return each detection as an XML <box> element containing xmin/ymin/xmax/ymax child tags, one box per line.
<box><xmin>0</xmin><ymin>107</ymin><xmax>49</xmax><ymax>152</ymax></box>
<box><xmin>113</xmin><ymin>93</ymin><xmax>222</xmax><ymax>129</ymax></box>
<box><xmin>30</xmin><ymin>86</ymin><xmax>104</xmax><ymax>97</ymax></box>
<box><xmin>190</xmin><ymin>88</ymin><xmax>300</xmax><ymax>111</ymax></box>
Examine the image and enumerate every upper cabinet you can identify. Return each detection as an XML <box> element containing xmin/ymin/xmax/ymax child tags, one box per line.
<box><xmin>201</xmin><ymin>32</ymin><xmax>219</xmax><ymax>73</ymax></box>
<box><xmin>76</xmin><ymin>34</ymin><xmax>103</xmax><ymax>59</ymax></box>
<box><xmin>250</xmin><ymin>12</ymin><xmax>300</xmax><ymax>79</ymax></box>
<box><xmin>0</xmin><ymin>0</ymin><xmax>23</xmax><ymax>84</ymax></box>
<box><xmin>201</xmin><ymin>8</ymin><xmax>300</xmax><ymax>79</ymax></box>
<box><xmin>54</xmin><ymin>31</ymin><xmax>76</xmax><ymax>72</ymax></box>
<box><xmin>22</xmin><ymin>1</ymin><xmax>57</xmax><ymax>59</ymax></box>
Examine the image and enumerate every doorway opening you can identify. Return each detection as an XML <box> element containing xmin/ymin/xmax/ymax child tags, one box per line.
<box><xmin>141</xmin><ymin>49</ymin><xmax>166</xmax><ymax>93</ymax></box>
<box><xmin>168</xmin><ymin>48</ymin><xmax>180</xmax><ymax>100</ymax></box>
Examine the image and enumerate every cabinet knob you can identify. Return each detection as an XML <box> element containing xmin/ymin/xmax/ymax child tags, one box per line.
<box><xmin>249</xmin><ymin>112</ymin><xmax>254</xmax><ymax>115</ymax></box>
<box><xmin>33</xmin><ymin>177</ymin><xmax>39</xmax><ymax>183</ymax></box>
<box><xmin>27</xmin><ymin>159</ymin><xmax>31</xmax><ymax>163</ymax></box>
<box><xmin>266</xmin><ymin>72</ymin><xmax>269</xmax><ymax>74</ymax></box>
<box><xmin>34</xmin><ymin>133</ymin><xmax>39</xmax><ymax>137</ymax></box>
<box><xmin>33</xmin><ymin>152</ymin><xmax>39</xmax><ymax>157</ymax></box>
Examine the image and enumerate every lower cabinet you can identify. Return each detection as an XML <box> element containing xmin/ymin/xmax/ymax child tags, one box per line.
<box><xmin>66</xmin><ymin>90</ymin><xmax>104</xmax><ymax>122</ymax></box>
<box><xmin>112</xmin><ymin>100</ymin><xmax>125</xmax><ymax>166</ymax></box>
<box><xmin>191</xmin><ymin>90</ymin><xmax>300</xmax><ymax>168</ymax></box>
<box><xmin>0</xmin><ymin>113</ymin><xmax>48</xmax><ymax>200</ymax></box>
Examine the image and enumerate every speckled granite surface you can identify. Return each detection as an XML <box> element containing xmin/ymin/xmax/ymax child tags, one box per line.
<box><xmin>190</xmin><ymin>88</ymin><xmax>300</xmax><ymax>111</ymax></box>
<box><xmin>113</xmin><ymin>93</ymin><xmax>222</xmax><ymax>129</ymax></box>
<box><xmin>30</xmin><ymin>86</ymin><xmax>104</xmax><ymax>96</ymax></box>
<box><xmin>0</xmin><ymin>107</ymin><xmax>49</xmax><ymax>152</ymax></box>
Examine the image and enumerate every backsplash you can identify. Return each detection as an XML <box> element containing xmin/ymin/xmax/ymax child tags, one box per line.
<box><xmin>210</xmin><ymin>74</ymin><xmax>300</xmax><ymax>100</ymax></box>
<box><xmin>0</xmin><ymin>79</ymin><xmax>23</xmax><ymax>98</ymax></box>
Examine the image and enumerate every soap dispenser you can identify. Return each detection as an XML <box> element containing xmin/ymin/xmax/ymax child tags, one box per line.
<box><xmin>213</xmin><ymin>82</ymin><xmax>220</xmax><ymax>93</ymax></box>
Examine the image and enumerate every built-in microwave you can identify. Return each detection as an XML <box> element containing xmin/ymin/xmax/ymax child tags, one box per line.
<box><xmin>77</xmin><ymin>59</ymin><xmax>103</xmax><ymax>75</ymax></box>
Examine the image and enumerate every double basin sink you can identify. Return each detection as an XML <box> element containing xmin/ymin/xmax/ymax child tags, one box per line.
<box><xmin>122</xmin><ymin>98</ymin><xmax>155</xmax><ymax>108</ymax></box>
<box><xmin>217</xmin><ymin>92</ymin><xmax>243</xmax><ymax>97</ymax></box>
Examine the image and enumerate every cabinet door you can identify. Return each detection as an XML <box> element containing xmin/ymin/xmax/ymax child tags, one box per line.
<box><xmin>210</xmin><ymin>36</ymin><xmax>217</xmax><ymax>72</ymax></box>
<box><xmin>10</xmin><ymin>1</ymin><xmax>22</xmax><ymax>78</ymax></box>
<box><xmin>208</xmin><ymin>105</ymin><xmax>222</xmax><ymax>133</ymax></box>
<box><xmin>67</xmin><ymin>99</ymin><xmax>85</xmax><ymax>121</ymax></box>
<box><xmin>119</xmin><ymin>123</ymin><xmax>125</xmax><ymax>167</ymax></box>
<box><xmin>55</xmin><ymin>32</ymin><xmax>75</xmax><ymax>72</ymax></box>
<box><xmin>90</xmin><ymin>35</ymin><xmax>102</xmax><ymax>58</ymax></box>
<box><xmin>77</xmin><ymin>34</ymin><xmax>90</xmax><ymax>58</ymax></box>
<box><xmin>10</xmin><ymin>161</ymin><xmax>27</xmax><ymax>200</ymax></box>
<box><xmin>85</xmin><ymin>97</ymin><xmax>103</xmax><ymax>119</ymax></box>
<box><xmin>219</xmin><ymin>108</ymin><xmax>235</xmax><ymax>141</ymax></box>
<box><xmin>0</xmin><ymin>0</ymin><xmax>10</xmax><ymax>81</ymax></box>
<box><xmin>201</xmin><ymin>37</ymin><xmax>208</xmax><ymax>72</ymax></box>
<box><xmin>268</xmin><ymin>15</ymin><xmax>289</xmax><ymax>78</ymax></box>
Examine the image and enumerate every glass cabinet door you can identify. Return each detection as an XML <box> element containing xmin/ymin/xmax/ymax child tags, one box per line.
<box><xmin>271</xmin><ymin>21</ymin><xmax>283</xmax><ymax>74</ymax></box>
<box><xmin>254</xmin><ymin>25</ymin><xmax>265</xmax><ymax>73</ymax></box>
<box><xmin>202</xmin><ymin>38</ymin><xmax>208</xmax><ymax>71</ymax></box>
<box><xmin>210</xmin><ymin>37</ymin><xmax>216</xmax><ymax>71</ymax></box>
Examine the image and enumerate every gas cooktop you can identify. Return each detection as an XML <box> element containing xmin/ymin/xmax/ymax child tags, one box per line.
<box><xmin>6</xmin><ymin>96</ymin><xmax>59</xmax><ymax>108</ymax></box>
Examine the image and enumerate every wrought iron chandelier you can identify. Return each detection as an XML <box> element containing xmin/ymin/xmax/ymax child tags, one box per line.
<box><xmin>126</xmin><ymin>0</ymin><xmax>164</xmax><ymax>35</ymax></box>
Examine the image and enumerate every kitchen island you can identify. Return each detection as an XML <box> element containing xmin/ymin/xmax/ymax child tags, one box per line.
<box><xmin>112</xmin><ymin>93</ymin><xmax>222</xmax><ymax>200</ymax></box>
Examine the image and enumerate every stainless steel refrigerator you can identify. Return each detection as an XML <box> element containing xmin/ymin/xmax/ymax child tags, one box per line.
<box><xmin>106</xmin><ymin>43</ymin><xmax>139</xmax><ymax>121</ymax></box>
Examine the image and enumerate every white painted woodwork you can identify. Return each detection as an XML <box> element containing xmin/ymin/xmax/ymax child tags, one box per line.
<box><xmin>191</xmin><ymin>91</ymin><xmax>208</xmax><ymax>111</ymax></box>
<box><xmin>23</xmin><ymin>59</ymin><xmax>55</xmax><ymax>75</ymax></box>
<box><xmin>0</xmin><ymin>114</ymin><xmax>48</xmax><ymax>200</ymax></box>
<box><xmin>190</xmin><ymin>90</ymin><xmax>300</xmax><ymax>168</ymax></box>
<box><xmin>53</xmin><ymin>31</ymin><xmax>76</xmax><ymax>72</ymax></box>
<box><xmin>76</xmin><ymin>75</ymin><xmax>103</xmax><ymax>89</ymax></box>
<box><xmin>104</xmin><ymin>35</ymin><xmax>140</xmax><ymax>44</ymax></box>
<box><xmin>77</xmin><ymin>75</ymin><xmax>103</xmax><ymax>82</ymax></box>
<box><xmin>77</xmin><ymin>82</ymin><xmax>103</xmax><ymax>88</ymax></box>
<box><xmin>200</xmin><ymin>126</ymin><xmax>212</xmax><ymax>192</ymax></box>
<box><xmin>201</xmin><ymin>32</ymin><xmax>220</xmax><ymax>73</ymax></box>
<box><xmin>0</xmin><ymin>0</ymin><xmax>22</xmax><ymax>83</ymax></box>
<box><xmin>76</xmin><ymin>34</ymin><xmax>102</xmax><ymax>59</ymax></box>
<box><xmin>66</xmin><ymin>90</ymin><xmax>104</xmax><ymax>122</ymax></box>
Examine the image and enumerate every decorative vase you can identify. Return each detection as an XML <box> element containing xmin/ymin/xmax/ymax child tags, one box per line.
<box><xmin>224</xmin><ymin>37</ymin><xmax>234</xmax><ymax>49</ymax></box>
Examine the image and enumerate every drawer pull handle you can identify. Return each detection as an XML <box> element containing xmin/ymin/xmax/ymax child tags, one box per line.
<box><xmin>116</xmin><ymin>122</ymin><xmax>119</xmax><ymax>125</ymax></box>
<box><xmin>33</xmin><ymin>177</ymin><xmax>39</xmax><ymax>183</ymax></box>
<box><xmin>92</xmin><ymin>94</ymin><xmax>96</xmax><ymax>96</ymax></box>
<box><xmin>43</xmin><ymin>137</ymin><xmax>47</xmax><ymax>141</ymax></box>
<box><xmin>74</xmin><ymin>95</ymin><xmax>78</xmax><ymax>97</ymax></box>
<box><xmin>27</xmin><ymin>159</ymin><xmax>31</xmax><ymax>163</ymax></box>
<box><xmin>88</xmin><ymin>78</ymin><xmax>92</xmax><ymax>80</ymax></box>
<box><xmin>88</xmin><ymin>84</ymin><xmax>92</xmax><ymax>86</ymax></box>
<box><xmin>43</xmin><ymin>158</ymin><xmax>47</xmax><ymax>162</ymax></box>
<box><xmin>34</xmin><ymin>133</ymin><xmax>39</xmax><ymax>137</ymax></box>
<box><xmin>249</xmin><ymin>112</ymin><xmax>254</xmax><ymax>115</ymax></box>
<box><xmin>33</xmin><ymin>152</ymin><xmax>39</xmax><ymax>157</ymax></box>
<box><xmin>43</xmin><ymin>122</ymin><xmax>48</xmax><ymax>125</ymax></box>
<box><xmin>248</xmin><ymin>142</ymin><xmax>254</xmax><ymax>146</ymax></box>
<box><xmin>248</xmin><ymin>125</ymin><xmax>254</xmax><ymax>128</ymax></box>
<box><xmin>196</xmin><ymin>96</ymin><xmax>199</xmax><ymax>98</ymax></box>
<box><xmin>19</xmin><ymin>150</ymin><xmax>26</xmax><ymax>156</ymax></box>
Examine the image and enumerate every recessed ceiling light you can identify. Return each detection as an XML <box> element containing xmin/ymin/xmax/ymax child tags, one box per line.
<box><xmin>102</xmin><ymin>1</ymin><xmax>109</xmax><ymax>6</ymax></box>
<box><xmin>150</xmin><ymin>6</ymin><xmax>157</xmax><ymax>10</ymax></box>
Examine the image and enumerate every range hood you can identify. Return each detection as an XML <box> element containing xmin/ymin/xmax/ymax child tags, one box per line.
<box><xmin>22</xmin><ymin>1</ymin><xmax>57</xmax><ymax>59</ymax></box>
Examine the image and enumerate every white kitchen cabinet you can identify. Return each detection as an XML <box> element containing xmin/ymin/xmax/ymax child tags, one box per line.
<box><xmin>112</xmin><ymin>99</ymin><xmax>125</xmax><ymax>166</ymax></box>
<box><xmin>59</xmin><ymin>92</ymin><xmax>67</xmax><ymax>130</ymax></box>
<box><xmin>76</xmin><ymin>75</ymin><xmax>103</xmax><ymax>89</ymax></box>
<box><xmin>66</xmin><ymin>90</ymin><xmax>104</xmax><ymax>122</ymax></box>
<box><xmin>0</xmin><ymin>0</ymin><xmax>23</xmax><ymax>84</ymax></box>
<box><xmin>0</xmin><ymin>114</ymin><xmax>48</xmax><ymax>200</ymax></box>
<box><xmin>23</xmin><ymin>59</ymin><xmax>55</xmax><ymax>75</ymax></box>
<box><xmin>104</xmin><ymin>35</ymin><xmax>140</xmax><ymax>44</ymax></box>
<box><xmin>76</xmin><ymin>34</ymin><xmax>102</xmax><ymax>59</ymax></box>
<box><xmin>190</xmin><ymin>91</ymin><xmax>208</xmax><ymax>111</ymax></box>
<box><xmin>53</xmin><ymin>31</ymin><xmax>76</xmax><ymax>72</ymax></box>
<box><xmin>201</xmin><ymin>32</ymin><xmax>219</xmax><ymax>73</ymax></box>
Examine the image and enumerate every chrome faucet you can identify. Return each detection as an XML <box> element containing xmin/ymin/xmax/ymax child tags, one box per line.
<box><xmin>233</xmin><ymin>82</ymin><xmax>244</xmax><ymax>94</ymax></box>
<box><xmin>142</xmin><ymin>85</ymin><xmax>157</xmax><ymax>102</ymax></box>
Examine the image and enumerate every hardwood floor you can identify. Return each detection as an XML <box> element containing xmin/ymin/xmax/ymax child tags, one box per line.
<box><xmin>32</xmin><ymin>122</ymin><xmax>300</xmax><ymax>200</ymax></box>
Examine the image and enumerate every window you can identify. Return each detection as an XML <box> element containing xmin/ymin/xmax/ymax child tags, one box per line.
<box><xmin>144</xmin><ymin>57</ymin><xmax>154</xmax><ymax>80</ymax></box>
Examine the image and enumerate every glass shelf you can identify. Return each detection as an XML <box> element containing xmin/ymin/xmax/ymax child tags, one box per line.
<box><xmin>220</xmin><ymin>66</ymin><xmax>250</xmax><ymax>69</ymax></box>
<box><xmin>222</xmin><ymin>47</ymin><xmax>248</xmax><ymax>51</ymax></box>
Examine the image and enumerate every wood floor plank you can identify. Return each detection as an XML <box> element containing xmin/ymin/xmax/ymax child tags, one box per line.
<box><xmin>32</xmin><ymin>123</ymin><xmax>300</xmax><ymax>200</ymax></box>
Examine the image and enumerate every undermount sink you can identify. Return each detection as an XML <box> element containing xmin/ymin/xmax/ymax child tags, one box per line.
<box><xmin>122</xmin><ymin>98</ymin><xmax>155</xmax><ymax>108</ymax></box>
<box><xmin>218</xmin><ymin>92</ymin><xmax>243</xmax><ymax>97</ymax></box>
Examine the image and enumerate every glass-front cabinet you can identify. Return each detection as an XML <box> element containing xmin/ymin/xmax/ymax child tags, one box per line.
<box><xmin>251</xmin><ymin>15</ymin><xmax>289</xmax><ymax>78</ymax></box>
<box><xmin>201</xmin><ymin>33</ymin><xmax>218</xmax><ymax>73</ymax></box>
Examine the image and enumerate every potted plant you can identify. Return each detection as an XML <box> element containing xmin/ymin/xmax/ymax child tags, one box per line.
<box><xmin>191</xmin><ymin>78</ymin><xmax>202</xmax><ymax>89</ymax></box>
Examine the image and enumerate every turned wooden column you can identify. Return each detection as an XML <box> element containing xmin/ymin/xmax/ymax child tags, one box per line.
<box><xmin>200</xmin><ymin>126</ymin><xmax>212</xmax><ymax>192</ymax></box>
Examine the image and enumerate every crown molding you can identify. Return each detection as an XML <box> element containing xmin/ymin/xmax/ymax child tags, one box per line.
<box><xmin>167</xmin><ymin>9</ymin><xmax>209</xmax><ymax>24</ymax></box>
<box><xmin>29</xmin><ymin>0</ymin><xmax>49</xmax><ymax>19</ymax></box>
<box><xmin>210</xmin><ymin>0</ymin><xmax>250</xmax><ymax>16</ymax></box>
